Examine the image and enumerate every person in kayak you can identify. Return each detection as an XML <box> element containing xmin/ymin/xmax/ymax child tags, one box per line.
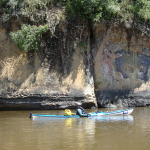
<box><xmin>75</xmin><ymin>102</ymin><xmax>91</xmax><ymax>117</ymax></box>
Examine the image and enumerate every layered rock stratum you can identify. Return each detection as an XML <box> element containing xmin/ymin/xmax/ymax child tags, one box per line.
<box><xmin>1</xmin><ymin>14</ymin><xmax>150</xmax><ymax>110</ymax></box>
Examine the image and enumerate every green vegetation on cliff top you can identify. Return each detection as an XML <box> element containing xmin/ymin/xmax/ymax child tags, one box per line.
<box><xmin>1</xmin><ymin>0</ymin><xmax>150</xmax><ymax>23</ymax></box>
<box><xmin>10</xmin><ymin>24</ymin><xmax>49</xmax><ymax>52</ymax></box>
<box><xmin>1</xmin><ymin>0</ymin><xmax>150</xmax><ymax>52</ymax></box>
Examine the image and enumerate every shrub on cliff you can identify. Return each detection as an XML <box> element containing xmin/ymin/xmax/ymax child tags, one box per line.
<box><xmin>10</xmin><ymin>24</ymin><xmax>49</xmax><ymax>52</ymax></box>
<box><xmin>65</xmin><ymin>0</ymin><xmax>150</xmax><ymax>29</ymax></box>
<box><xmin>0</xmin><ymin>0</ymin><xmax>9</xmax><ymax>7</ymax></box>
<box><xmin>1</xmin><ymin>0</ymin><xmax>150</xmax><ymax>27</ymax></box>
<box><xmin>1</xmin><ymin>0</ymin><xmax>150</xmax><ymax>24</ymax></box>
<box><xmin>2</xmin><ymin>0</ymin><xmax>150</xmax><ymax>48</ymax></box>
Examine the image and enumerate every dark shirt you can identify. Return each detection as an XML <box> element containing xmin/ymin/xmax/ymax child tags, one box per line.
<box><xmin>76</xmin><ymin>107</ymin><xmax>88</xmax><ymax>117</ymax></box>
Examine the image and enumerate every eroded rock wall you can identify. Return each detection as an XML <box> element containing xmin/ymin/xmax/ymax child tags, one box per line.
<box><xmin>93</xmin><ymin>22</ymin><xmax>150</xmax><ymax>107</ymax></box>
<box><xmin>1</xmin><ymin>17</ymin><xmax>150</xmax><ymax>110</ymax></box>
<box><xmin>0</xmin><ymin>18</ymin><xmax>97</xmax><ymax>110</ymax></box>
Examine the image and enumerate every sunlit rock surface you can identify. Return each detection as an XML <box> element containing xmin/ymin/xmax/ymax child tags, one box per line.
<box><xmin>0</xmin><ymin>18</ymin><xmax>96</xmax><ymax>110</ymax></box>
<box><xmin>1</xmin><ymin>18</ymin><xmax>150</xmax><ymax>110</ymax></box>
<box><xmin>93</xmin><ymin>22</ymin><xmax>150</xmax><ymax>107</ymax></box>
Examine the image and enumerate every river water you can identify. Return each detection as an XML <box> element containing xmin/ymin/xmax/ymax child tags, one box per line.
<box><xmin>0</xmin><ymin>107</ymin><xmax>150</xmax><ymax>150</ymax></box>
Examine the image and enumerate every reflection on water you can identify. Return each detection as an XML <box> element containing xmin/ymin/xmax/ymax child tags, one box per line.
<box><xmin>65</xmin><ymin>118</ymin><xmax>72</xmax><ymax>128</ymax></box>
<box><xmin>32</xmin><ymin>114</ymin><xmax>134</xmax><ymax>127</ymax></box>
<box><xmin>0</xmin><ymin>108</ymin><xmax>150</xmax><ymax>150</ymax></box>
<box><xmin>32</xmin><ymin>115</ymin><xmax>134</xmax><ymax>138</ymax></box>
<box><xmin>91</xmin><ymin>115</ymin><xmax>134</xmax><ymax>123</ymax></box>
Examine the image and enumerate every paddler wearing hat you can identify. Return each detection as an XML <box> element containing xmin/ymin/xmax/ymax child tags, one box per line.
<box><xmin>75</xmin><ymin>102</ymin><xmax>91</xmax><ymax>117</ymax></box>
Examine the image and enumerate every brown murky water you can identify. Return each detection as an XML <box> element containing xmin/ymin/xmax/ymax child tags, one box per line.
<box><xmin>0</xmin><ymin>107</ymin><xmax>150</xmax><ymax>150</ymax></box>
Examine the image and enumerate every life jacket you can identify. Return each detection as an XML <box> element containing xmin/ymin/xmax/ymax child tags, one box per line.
<box><xmin>76</xmin><ymin>107</ymin><xmax>86</xmax><ymax>116</ymax></box>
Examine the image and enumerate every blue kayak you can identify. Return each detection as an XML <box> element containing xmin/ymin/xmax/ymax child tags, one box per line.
<box><xmin>29</xmin><ymin>108</ymin><xmax>134</xmax><ymax>119</ymax></box>
<box><xmin>30</xmin><ymin>113</ymin><xmax>80</xmax><ymax>118</ymax></box>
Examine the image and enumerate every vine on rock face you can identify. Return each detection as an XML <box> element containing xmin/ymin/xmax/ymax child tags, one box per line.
<box><xmin>10</xmin><ymin>24</ymin><xmax>49</xmax><ymax>52</ymax></box>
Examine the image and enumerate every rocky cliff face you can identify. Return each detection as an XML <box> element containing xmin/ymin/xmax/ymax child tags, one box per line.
<box><xmin>0</xmin><ymin>17</ymin><xmax>150</xmax><ymax>110</ymax></box>
<box><xmin>0</xmin><ymin>17</ymin><xmax>96</xmax><ymax>110</ymax></box>
<box><xmin>93</xmin><ymin>22</ymin><xmax>150</xmax><ymax>107</ymax></box>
